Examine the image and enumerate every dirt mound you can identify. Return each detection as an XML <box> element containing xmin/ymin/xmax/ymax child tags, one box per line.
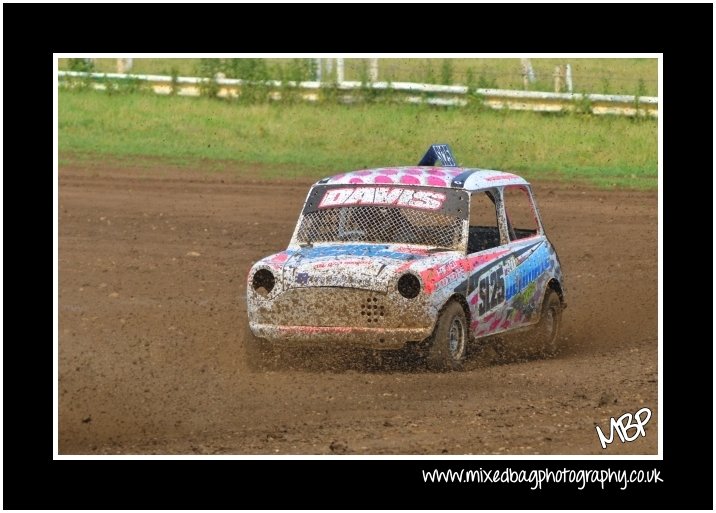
<box><xmin>59</xmin><ymin>165</ymin><xmax>657</xmax><ymax>455</ymax></box>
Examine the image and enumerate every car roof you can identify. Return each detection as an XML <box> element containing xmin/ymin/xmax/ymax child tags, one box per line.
<box><xmin>317</xmin><ymin>166</ymin><xmax>530</xmax><ymax>191</ymax></box>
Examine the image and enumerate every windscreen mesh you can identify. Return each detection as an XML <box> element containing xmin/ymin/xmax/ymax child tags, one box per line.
<box><xmin>296</xmin><ymin>206</ymin><xmax>464</xmax><ymax>248</ymax></box>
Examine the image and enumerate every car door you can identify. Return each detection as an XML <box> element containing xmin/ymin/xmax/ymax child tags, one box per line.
<box><xmin>464</xmin><ymin>188</ymin><xmax>512</xmax><ymax>338</ymax></box>
<box><xmin>499</xmin><ymin>184</ymin><xmax>552</xmax><ymax>329</ymax></box>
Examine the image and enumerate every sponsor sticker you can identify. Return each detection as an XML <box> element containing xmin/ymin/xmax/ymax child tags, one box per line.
<box><xmin>318</xmin><ymin>187</ymin><xmax>446</xmax><ymax>211</ymax></box>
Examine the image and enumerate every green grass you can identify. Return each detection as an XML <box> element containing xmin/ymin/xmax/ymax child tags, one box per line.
<box><xmin>59</xmin><ymin>89</ymin><xmax>657</xmax><ymax>188</ymax></box>
<box><xmin>59</xmin><ymin>57</ymin><xmax>658</xmax><ymax>96</ymax></box>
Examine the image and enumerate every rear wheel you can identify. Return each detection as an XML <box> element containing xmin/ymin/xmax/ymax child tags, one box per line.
<box><xmin>426</xmin><ymin>302</ymin><xmax>468</xmax><ymax>372</ymax></box>
<box><xmin>495</xmin><ymin>289</ymin><xmax>563</xmax><ymax>361</ymax></box>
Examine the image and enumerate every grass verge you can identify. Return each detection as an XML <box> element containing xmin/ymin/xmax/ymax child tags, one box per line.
<box><xmin>59</xmin><ymin>89</ymin><xmax>657</xmax><ymax>189</ymax></box>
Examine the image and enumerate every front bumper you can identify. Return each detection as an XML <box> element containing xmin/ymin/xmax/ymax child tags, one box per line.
<box><xmin>250</xmin><ymin>322</ymin><xmax>433</xmax><ymax>349</ymax></box>
<box><xmin>247</xmin><ymin>285</ymin><xmax>435</xmax><ymax>349</ymax></box>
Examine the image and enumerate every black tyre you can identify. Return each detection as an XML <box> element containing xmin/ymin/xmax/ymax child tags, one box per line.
<box><xmin>534</xmin><ymin>290</ymin><xmax>562</xmax><ymax>357</ymax></box>
<box><xmin>426</xmin><ymin>301</ymin><xmax>468</xmax><ymax>372</ymax></box>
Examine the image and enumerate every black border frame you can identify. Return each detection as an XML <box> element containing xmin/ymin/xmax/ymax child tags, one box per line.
<box><xmin>4</xmin><ymin>2</ymin><xmax>712</xmax><ymax>510</ymax></box>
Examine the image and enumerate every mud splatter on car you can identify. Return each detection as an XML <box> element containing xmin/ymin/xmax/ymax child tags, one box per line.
<box><xmin>247</xmin><ymin>145</ymin><xmax>566</xmax><ymax>371</ymax></box>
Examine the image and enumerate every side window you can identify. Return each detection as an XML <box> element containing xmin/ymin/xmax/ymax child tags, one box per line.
<box><xmin>502</xmin><ymin>186</ymin><xmax>540</xmax><ymax>241</ymax></box>
<box><xmin>467</xmin><ymin>191</ymin><xmax>501</xmax><ymax>253</ymax></box>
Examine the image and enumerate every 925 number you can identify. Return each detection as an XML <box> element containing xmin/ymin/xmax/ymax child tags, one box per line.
<box><xmin>478</xmin><ymin>267</ymin><xmax>505</xmax><ymax>316</ymax></box>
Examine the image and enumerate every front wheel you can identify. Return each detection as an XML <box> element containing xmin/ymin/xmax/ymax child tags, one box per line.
<box><xmin>426</xmin><ymin>302</ymin><xmax>468</xmax><ymax>372</ymax></box>
<box><xmin>534</xmin><ymin>290</ymin><xmax>563</xmax><ymax>357</ymax></box>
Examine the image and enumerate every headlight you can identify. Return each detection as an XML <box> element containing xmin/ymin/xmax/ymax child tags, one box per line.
<box><xmin>252</xmin><ymin>269</ymin><xmax>275</xmax><ymax>296</ymax></box>
<box><xmin>397</xmin><ymin>273</ymin><xmax>421</xmax><ymax>299</ymax></box>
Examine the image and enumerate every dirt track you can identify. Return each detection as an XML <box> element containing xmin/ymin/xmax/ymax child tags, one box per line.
<box><xmin>58</xmin><ymin>164</ymin><xmax>658</xmax><ymax>455</ymax></box>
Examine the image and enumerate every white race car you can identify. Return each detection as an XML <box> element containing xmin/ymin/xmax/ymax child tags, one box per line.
<box><xmin>246</xmin><ymin>145</ymin><xmax>566</xmax><ymax>370</ymax></box>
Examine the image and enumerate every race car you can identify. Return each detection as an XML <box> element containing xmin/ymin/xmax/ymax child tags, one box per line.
<box><xmin>245</xmin><ymin>144</ymin><xmax>566</xmax><ymax>371</ymax></box>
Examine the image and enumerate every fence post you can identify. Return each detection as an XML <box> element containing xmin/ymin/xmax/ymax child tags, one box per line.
<box><xmin>565</xmin><ymin>64</ymin><xmax>573</xmax><ymax>93</ymax></box>
<box><xmin>336</xmin><ymin>58</ymin><xmax>344</xmax><ymax>83</ymax></box>
<box><xmin>520</xmin><ymin>58</ymin><xmax>535</xmax><ymax>89</ymax></box>
<box><xmin>314</xmin><ymin>58</ymin><xmax>322</xmax><ymax>82</ymax></box>
<box><xmin>553</xmin><ymin>65</ymin><xmax>563</xmax><ymax>92</ymax></box>
<box><xmin>369</xmin><ymin>58</ymin><xmax>378</xmax><ymax>82</ymax></box>
<box><xmin>117</xmin><ymin>58</ymin><xmax>133</xmax><ymax>73</ymax></box>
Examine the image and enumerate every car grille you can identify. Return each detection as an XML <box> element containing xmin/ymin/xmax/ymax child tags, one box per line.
<box><xmin>258</xmin><ymin>287</ymin><xmax>404</xmax><ymax>327</ymax></box>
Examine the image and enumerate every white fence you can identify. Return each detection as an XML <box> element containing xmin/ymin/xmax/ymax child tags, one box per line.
<box><xmin>58</xmin><ymin>70</ymin><xmax>658</xmax><ymax>117</ymax></box>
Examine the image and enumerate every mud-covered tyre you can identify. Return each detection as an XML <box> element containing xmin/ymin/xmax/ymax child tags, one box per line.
<box><xmin>426</xmin><ymin>302</ymin><xmax>468</xmax><ymax>372</ymax></box>
<box><xmin>534</xmin><ymin>290</ymin><xmax>562</xmax><ymax>357</ymax></box>
<box><xmin>243</xmin><ymin>325</ymin><xmax>275</xmax><ymax>371</ymax></box>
